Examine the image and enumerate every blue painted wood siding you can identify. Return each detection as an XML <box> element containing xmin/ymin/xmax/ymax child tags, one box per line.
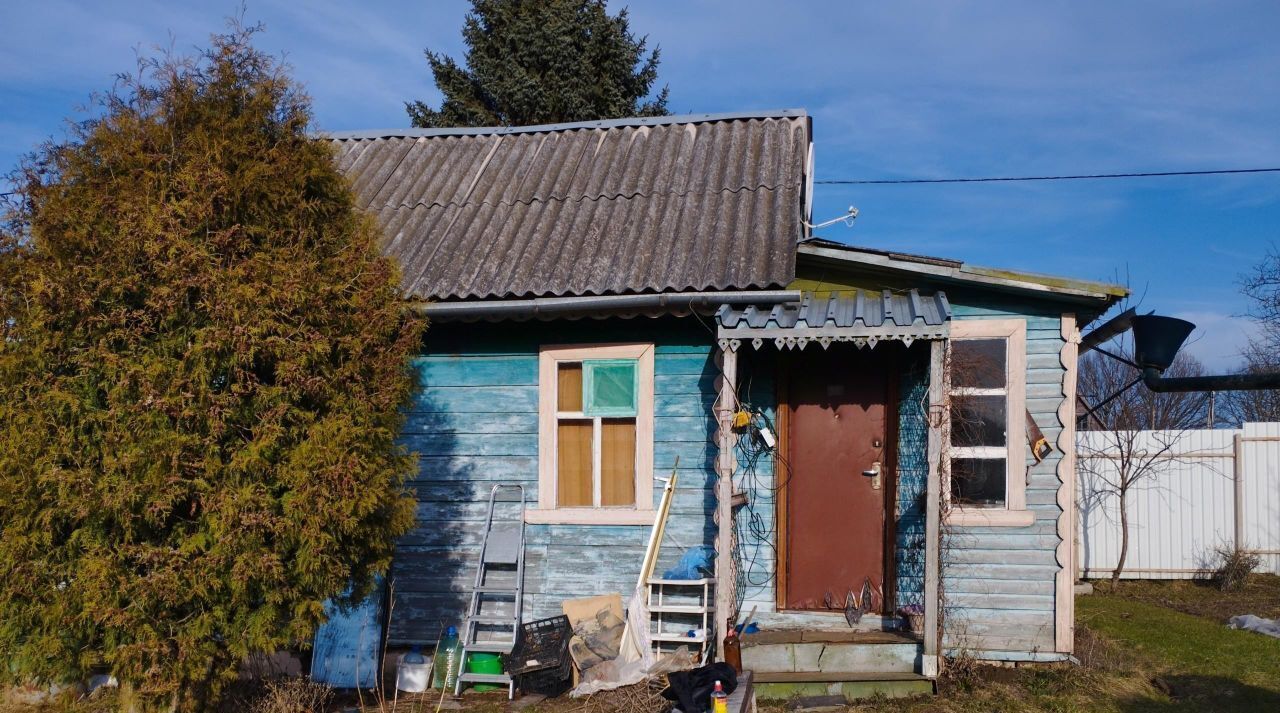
<box><xmin>942</xmin><ymin>298</ymin><xmax>1066</xmax><ymax>656</ymax></box>
<box><xmin>730</xmin><ymin>297</ymin><xmax>1068</xmax><ymax>657</ymax></box>
<box><xmin>390</xmin><ymin>320</ymin><xmax>719</xmax><ymax>646</ymax></box>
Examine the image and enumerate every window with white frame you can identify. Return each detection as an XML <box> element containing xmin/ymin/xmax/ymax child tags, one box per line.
<box><xmin>947</xmin><ymin>319</ymin><xmax>1029</xmax><ymax>521</ymax></box>
<box><xmin>531</xmin><ymin>344</ymin><xmax>655</xmax><ymax>524</ymax></box>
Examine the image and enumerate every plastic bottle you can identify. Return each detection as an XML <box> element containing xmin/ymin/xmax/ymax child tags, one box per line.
<box><xmin>711</xmin><ymin>679</ymin><xmax>728</xmax><ymax>713</ymax></box>
<box><xmin>432</xmin><ymin>626</ymin><xmax>462</xmax><ymax>690</ymax></box>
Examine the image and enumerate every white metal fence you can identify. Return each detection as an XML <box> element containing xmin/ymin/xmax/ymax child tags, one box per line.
<box><xmin>1077</xmin><ymin>423</ymin><xmax>1280</xmax><ymax>579</ymax></box>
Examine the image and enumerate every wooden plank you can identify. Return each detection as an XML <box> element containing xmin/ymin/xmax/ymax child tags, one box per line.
<box><xmin>400</xmin><ymin>432</ymin><xmax>538</xmax><ymax>457</ymax></box>
<box><xmin>714</xmin><ymin>347</ymin><xmax>739</xmax><ymax>655</ymax></box>
<box><xmin>411</xmin><ymin>455</ymin><xmax>539</xmax><ymax>481</ymax></box>
<box><xmin>414</xmin><ymin>356</ymin><xmax>538</xmax><ymax>387</ymax></box>
<box><xmin>945</xmin><ymin>592</ymin><xmax>1054</xmax><ymax>612</ymax></box>
<box><xmin>924</xmin><ymin>339</ymin><xmax>943</xmax><ymax>672</ymax></box>
<box><xmin>402</xmin><ymin>411</ymin><xmax>537</xmax><ymax>435</ymax></box>
<box><xmin>409</xmin><ymin>385</ymin><xmax>538</xmax><ymax>413</ymax></box>
<box><xmin>1054</xmin><ymin>312</ymin><xmax>1079</xmax><ymax>653</ymax></box>
<box><xmin>941</xmin><ymin>563</ymin><xmax>1060</xmax><ymax>581</ymax></box>
<box><xmin>656</xmin><ymin>372</ymin><xmax>717</xmax><ymax>396</ymax></box>
<box><xmin>654</xmin><ymin>416</ymin><xmax>716</xmax><ymax>442</ymax></box>
<box><xmin>753</xmin><ymin>671</ymin><xmax>930</xmax><ymax>683</ymax></box>
<box><xmin>656</xmin><ymin>393</ymin><xmax>717</xmax><ymax>417</ymax></box>
<box><xmin>654</xmin><ymin>352</ymin><xmax>715</xmax><ymax>375</ymax></box>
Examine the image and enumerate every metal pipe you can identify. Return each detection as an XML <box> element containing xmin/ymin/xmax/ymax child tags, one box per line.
<box><xmin>1080</xmin><ymin>307</ymin><xmax>1136</xmax><ymax>353</ymax></box>
<box><xmin>1141</xmin><ymin>367</ymin><xmax>1280</xmax><ymax>392</ymax></box>
<box><xmin>415</xmin><ymin>289</ymin><xmax>802</xmax><ymax>319</ymax></box>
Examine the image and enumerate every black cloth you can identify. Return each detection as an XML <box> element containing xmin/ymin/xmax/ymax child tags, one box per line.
<box><xmin>662</xmin><ymin>662</ymin><xmax>738</xmax><ymax>713</ymax></box>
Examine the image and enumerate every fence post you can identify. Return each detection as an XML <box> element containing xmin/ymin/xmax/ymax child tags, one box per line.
<box><xmin>1233</xmin><ymin>432</ymin><xmax>1245</xmax><ymax>551</ymax></box>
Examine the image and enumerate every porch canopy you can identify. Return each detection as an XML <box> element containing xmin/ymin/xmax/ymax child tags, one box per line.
<box><xmin>715</xmin><ymin>289</ymin><xmax>951</xmax><ymax>351</ymax></box>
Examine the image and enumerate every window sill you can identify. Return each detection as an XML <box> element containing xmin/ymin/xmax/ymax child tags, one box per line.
<box><xmin>945</xmin><ymin>508</ymin><xmax>1036</xmax><ymax>527</ymax></box>
<box><xmin>524</xmin><ymin>508</ymin><xmax>656</xmax><ymax>526</ymax></box>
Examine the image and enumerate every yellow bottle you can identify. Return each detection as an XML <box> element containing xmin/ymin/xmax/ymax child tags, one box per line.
<box><xmin>711</xmin><ymin>679</ymin><xmax>728</xmax><ymax>713</ymax></box>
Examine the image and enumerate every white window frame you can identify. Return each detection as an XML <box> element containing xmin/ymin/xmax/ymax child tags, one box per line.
<box><xmin>944</xmin><ymin>318</ymin><xmax>1034</xmax><ymax>527</ymax></box>
<box><xmin>528</xmin><ymin>343</ymin><xmax>656</xmax><ymax>525</ymax></box>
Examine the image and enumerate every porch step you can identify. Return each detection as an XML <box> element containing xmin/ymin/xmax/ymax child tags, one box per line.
<box><xmin>740</xmin><ymin>629</ymin><xmax>920</xmax><ymax>647</ymax></box>
<box><xmin>740</xmin><ymin>639</ymin><xmax>921</xmax><ymax>675</ymax></box>
<box><xmin>753</xmin><ymin>671</ymin><xmax>935</xmax><ymax>702</ymax></box>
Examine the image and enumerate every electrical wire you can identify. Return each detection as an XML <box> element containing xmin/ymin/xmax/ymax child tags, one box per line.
<box><xmin>815</xmin><ymin>166</ymin><xmax>1280</xmax><ymax>185</ymax></box>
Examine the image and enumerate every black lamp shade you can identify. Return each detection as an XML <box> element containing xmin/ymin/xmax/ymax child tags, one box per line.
<box><xmin>1131</xmin><ymin>315</ymin><xmax>1195</xmax><ymax>372</ymax></box>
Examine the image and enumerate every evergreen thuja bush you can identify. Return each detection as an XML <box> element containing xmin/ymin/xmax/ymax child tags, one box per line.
<box><xmin>0</xmin><ymin>22</ymin><xmax>421</xmax><ymax>711</ymax></box>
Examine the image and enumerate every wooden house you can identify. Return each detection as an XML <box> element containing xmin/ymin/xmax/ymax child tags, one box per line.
<box><xmin>327</xmin><ymin>109</ymin><xmax>1126</xmax><ymax>698</ymax></box>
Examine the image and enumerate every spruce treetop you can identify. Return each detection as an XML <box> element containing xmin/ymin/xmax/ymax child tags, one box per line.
<box><xmin>407</xmin><ymin>0</ymin><xmax>669</xmax><ymax>128</ymax></box>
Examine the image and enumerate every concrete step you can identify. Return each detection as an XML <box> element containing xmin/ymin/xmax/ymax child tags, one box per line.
<box><xmin>753</xmin><ymin>671</ymin><xmax>935</xmax><ymax>701</ymax></box>
<box><xmin>741</xmin><ymin>640</ymin><xmax>921</xmax><ymax>675</ymax></box>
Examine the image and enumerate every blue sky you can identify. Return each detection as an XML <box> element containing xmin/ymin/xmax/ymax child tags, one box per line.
<box><xmin>3</xmin><ymin>1</ymin><xmax>1278</xmax><ymax>369</ymax></box>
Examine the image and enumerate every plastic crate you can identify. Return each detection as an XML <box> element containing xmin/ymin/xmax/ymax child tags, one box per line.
<box><xmin>514</xmin><ymin>660</ymin><xmax>572</xmax><ymax>696</ymax></box>
<box><xmin>504</xmin><ymin>615</ymin><xmax>572</xmax><ymax>676</ymax></box>
<box><xmin>504</xmin><ymin>615</ymin><xmax>573</xmax><ymax>695</ymax></box>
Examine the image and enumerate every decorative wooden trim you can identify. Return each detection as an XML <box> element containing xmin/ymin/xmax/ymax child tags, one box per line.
<box><xmin>946</xmin><ymin>318</ymin><xmax>1029</xmax><ymax>518</ymax></box>
<box><xmin>923</xmin><ymin>340</ymin><xmax>944</xmax><ymax>671</ymax></box>
<box><xmin>536</xmin><ymin>343</ymin><xmax>655</xmax><ymax>517</ymax></box>
<box><xmin>713</xmin><ymin>347</ymin><xmax>739</xmax><ymax>653</ymax></box>
<box><xmin>1054</xmin><ymin>314</ymin><xmax>1080</xmax><ymax>653</ymax></box>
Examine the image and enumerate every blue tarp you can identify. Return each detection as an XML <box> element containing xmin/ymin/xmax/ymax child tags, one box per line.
<box><xmin>311</xmin><ymin>580</ymin><xmax>384</xmax><ymax>689</ymax></box>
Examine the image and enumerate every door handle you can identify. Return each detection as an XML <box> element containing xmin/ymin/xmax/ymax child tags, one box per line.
<box><xmin>862</xmin><ymin>461</ymin><xmax>882</xmax><ymax>490</ymax></box>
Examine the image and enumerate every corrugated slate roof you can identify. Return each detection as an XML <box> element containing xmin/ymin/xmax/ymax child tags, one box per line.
<box><xmin>328</xmin><ymin>110</ymin><xmax>810</xmax><ymax>301</ymax></box>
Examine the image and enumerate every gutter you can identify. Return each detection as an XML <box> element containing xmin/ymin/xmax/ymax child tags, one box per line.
<box><xmin>414</xmin><ymin>290</ymin><xmax>802</xmax><ymax>320</ymax></box>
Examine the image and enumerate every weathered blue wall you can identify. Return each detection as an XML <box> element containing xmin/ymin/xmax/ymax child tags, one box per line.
<box><xmin>389</xmin><ymin>318</ymin><xmax>719</xmax><ymax>646</ymax></box>
<box><xmin>941</xmin><ymin>295</ymin><xmax>1067</xmax><ymax>657</ymax></box>
<box><xmin>731</xmin><ymin>352</ymin><xmax>779</xmax><ymax>613</ymax></box>
<box><xmin>390</xmin><ymin>293</ymin><xmax>1073</xmax><ymax>658</ymax></box>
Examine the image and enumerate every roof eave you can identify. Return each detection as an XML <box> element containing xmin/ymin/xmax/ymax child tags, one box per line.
<box><xmin>797</xmin><ymin>243</ymin><xmax>1128</xmax><ymax>305</ymax></box>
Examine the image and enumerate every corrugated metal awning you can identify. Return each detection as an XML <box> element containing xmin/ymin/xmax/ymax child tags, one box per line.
<box><xmin>715</xmin><ymin>290</ymin><xmax>951</xmax><ymax>351</ymax></box>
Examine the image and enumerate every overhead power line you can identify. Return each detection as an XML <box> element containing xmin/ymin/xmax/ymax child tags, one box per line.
<box><xmin>815</xmin><ymin>167</ymin><xmax>1280</xmax><ymax>185</ymax></box>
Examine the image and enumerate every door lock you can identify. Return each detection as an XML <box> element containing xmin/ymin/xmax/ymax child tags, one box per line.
<box><xmin>862</xmin><ymin>461</ymin><xmax>882</xmax><ymax>490</ymax></box>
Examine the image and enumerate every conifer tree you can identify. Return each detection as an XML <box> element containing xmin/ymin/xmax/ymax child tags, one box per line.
<box><xmin>0</xmin><ymin>23</ymin><xmax>421</xmax><ymax>711</ymax></box>
<box><xmin>407</xmin><ymin>0</ymin><xmax>669</xmax><ymax>127</ymax></box>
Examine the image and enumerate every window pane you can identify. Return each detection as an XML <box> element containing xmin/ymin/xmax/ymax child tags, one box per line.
<box><xmin>557</xmin><ymin>420</ymin><xmax>593</xmax><ymax>507</ymax></box>
<box><xmin>950</xmin><ymin>394</ymin><xmax>1007</xmax><ymax>448</ymax></box>
<box><xmin>600</xmin><ymin>419</ymin><xmax>636</xmax><ymax>507</ymax></box>
<box><xmin>951</xmin><ymin>458</ymin><xmax>1007</xmax><ymax>507</ymax></box>
<box><xmin>557</xmin><ymin>363</ymin><xmax>583</xmax><ymax>412</ymax></box>
<box><xmin>952</xmin><ymin>339</ymin><xmax>1006</xmax><ymax>389</ymax></box>
<box><xmin>584</xmin><ymin>359</ymin><xmax>638</xmax><ymax>417</ymax></box>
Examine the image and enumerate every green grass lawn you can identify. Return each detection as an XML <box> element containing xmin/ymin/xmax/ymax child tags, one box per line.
<box><xmin>1077</xmin><ymin>593</ymin><xmax>1280</xmax><ymax>712</ymax></box>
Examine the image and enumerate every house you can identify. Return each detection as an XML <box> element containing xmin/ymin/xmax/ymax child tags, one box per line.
<box><xmin>327</xmin><ymin>109</ymin><xmax>1126</xmax><ymax>698</ymax></box>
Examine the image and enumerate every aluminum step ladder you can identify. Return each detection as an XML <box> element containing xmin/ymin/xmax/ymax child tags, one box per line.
<box><xmin>454</xmin><ymin>484</ymin><xmax>526</xmax><ymax>698</ymax></box>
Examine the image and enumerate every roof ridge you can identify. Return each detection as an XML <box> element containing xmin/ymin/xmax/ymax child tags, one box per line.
<box><xmin>322</xmin><ymin>109</ymin><xmax>808</xmax><ymax>141</ymax></box>
<box><xmin>379</xmin><ymin>182</ymin><xmax>800</xmax><ymax>213</ymax></box>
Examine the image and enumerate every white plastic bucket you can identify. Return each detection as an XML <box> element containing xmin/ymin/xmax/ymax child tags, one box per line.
<box><xmin>396</xmin><ymin>655</ymin><xmax>433</xmax><ymax>693</ymax></box>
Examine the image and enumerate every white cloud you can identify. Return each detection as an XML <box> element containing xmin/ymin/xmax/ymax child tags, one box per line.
<box><xmin>1172</xmin><ymin>310</ymin><xmax>1258</xmax><ymax>371</ymax></box>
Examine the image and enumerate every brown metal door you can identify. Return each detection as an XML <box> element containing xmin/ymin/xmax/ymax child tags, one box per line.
<box><xmin>784</xmin><ymin>347</ymin><xmax>889</xmax><ymax>611</ymax></box>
